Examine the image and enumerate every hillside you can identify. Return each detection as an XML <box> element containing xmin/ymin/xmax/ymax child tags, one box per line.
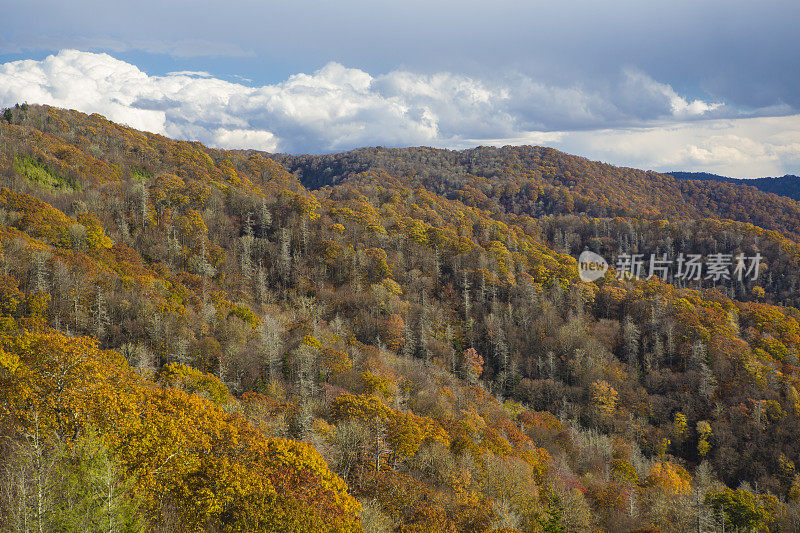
<box><xmin>671</xmin><ymin>171</ymin><xmax>800</xmax><ymax>202</ymax></box>
<box><xmin>272</xmin><ymin>146</ymin><xmax>800</xmax><ymax>241</ymax></box>
<box><xmin>2</xmin><ymin>103</ymin><xmax>800</xmax><ymax>532</ymax></box>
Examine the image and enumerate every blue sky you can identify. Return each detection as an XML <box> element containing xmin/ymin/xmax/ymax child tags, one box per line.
<box><xmin>1</xmin><ymin>0</ymin><xmax>799</xmax><ymax>177</ymax></box>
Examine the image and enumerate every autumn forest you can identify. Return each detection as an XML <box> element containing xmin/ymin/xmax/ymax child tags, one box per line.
<box><xmin>3</xmin><ymin>104</ymin><xmax>800</xmax><ymax>532</ymax></box>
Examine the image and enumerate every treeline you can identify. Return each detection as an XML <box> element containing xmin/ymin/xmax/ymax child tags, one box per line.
<box><xmin>273</xmin><ymin>145</ymin><xmax>800</xmax><ymax>240</ymax></box>
<box><xmin>671</xmin><ymin>171</ymin><xmax>800</xmax><ymax>202</ymax></box>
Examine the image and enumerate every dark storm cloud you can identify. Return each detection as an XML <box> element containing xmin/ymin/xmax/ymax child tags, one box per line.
<box><xmin>4</xmin><ymin>0</ymin><xmax>798</xmax><ymax>109</ymax></box>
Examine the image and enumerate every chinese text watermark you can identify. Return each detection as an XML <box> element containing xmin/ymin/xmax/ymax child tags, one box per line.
<box><xmin>578</xmin><ymin>251</ymin><xmax>762</xmax><ymax>283</ymax></box>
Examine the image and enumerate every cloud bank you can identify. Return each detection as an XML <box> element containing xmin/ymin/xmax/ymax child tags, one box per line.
<box><xmin>1</xmin><ymin>50</ymin><xmax>798</xmax><ymax>177</ymax></box>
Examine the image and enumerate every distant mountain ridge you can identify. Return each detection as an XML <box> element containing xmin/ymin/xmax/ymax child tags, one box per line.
<box><xmin>265</xmin><ymin>145</ymin><xmax>800</xmax><ymax>241</ymax></box>
<box><xmin>670</xmin><ymin>170</ymin><xmax>800</xmax><ymax>201</ymax></box>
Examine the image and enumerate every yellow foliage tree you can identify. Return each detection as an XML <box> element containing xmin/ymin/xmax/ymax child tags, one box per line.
<box><xmin>591</xmin><ymin>380</ymin><xmax>618</xmax><ymax>418</ymax></box>
<box><xmin>0</xmin><ymin>329</ymin><xmax>362</xmax><ymax>532</ymax></box>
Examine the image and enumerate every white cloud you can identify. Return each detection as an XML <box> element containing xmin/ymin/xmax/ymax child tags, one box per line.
<box><xmin>0</xmin><ymin>50</ymin><xmax>797</xmax><ymax>176</ymax></box>
<box><xmin>212</xmin><ymin>128</ymin><xmax>279</xmax><ymax>152</ymax></box>
<box><xmin>621</xmin><ymin>70</ymin><xmax>724</xmax><ymax>119</ymax></box>
<box><xmin>0</xmin><ymin>51</ymin><xmax>168</xmax><ymax>134</ymax></box>
<box><xmin>165</xmin><ymin>71</ymin><xmax>213</xmax><ymax>78</ymax></box>
<box><xmin>555</xmin><ymin>115</ymin><xmax>800</xmax><ymax>177</ymax></box>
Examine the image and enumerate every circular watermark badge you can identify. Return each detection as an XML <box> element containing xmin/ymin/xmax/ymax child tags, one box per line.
<box><xmin>578</xmin><ymin>251</ymin><xmax>608</xmax><ymax>282</ymax></box>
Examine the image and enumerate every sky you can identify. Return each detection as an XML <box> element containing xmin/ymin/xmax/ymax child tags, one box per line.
<box><xmin>1</xmin><ymin>0</ymin><xmax>799</xmax><ymax>177</ymax></box>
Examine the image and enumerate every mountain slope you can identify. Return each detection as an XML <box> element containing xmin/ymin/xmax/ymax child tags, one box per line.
<box><xmin>270</xmin><ymin>146</ymin><xmax>800</xmax><ymax>242</ymax></box>
<box><xmin>671</xmin><ymin>171</ymin><xmax>800</xmax><ymax>202</ymax></box>
<box><xmin>1</xmin><ymin>104</ymin><xmax>800</xmax><ymax>532</ymax></box>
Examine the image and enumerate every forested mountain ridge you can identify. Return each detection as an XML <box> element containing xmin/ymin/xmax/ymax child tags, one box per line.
<box><xmin>2</xmin><ymin>103</ymin><xmax>800</xmax><ymax>532</ymax></box>
<box><xmin>271</xmin><ymin>146</ymin><xmax>800</xmax><ymax>240</ymax></box>
<box><xmin>670</xmin><ymin>171</ymin><xmax>800</xmax><ymax>202</ymax></box>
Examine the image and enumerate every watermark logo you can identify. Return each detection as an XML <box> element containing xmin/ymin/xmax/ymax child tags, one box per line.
<box><xmin>576</xmin><ymin>251</ymin><xmax>762</xmax><ymax>283</ymax></box>
<box><xmin>578</xmin><ymin>250</ymin><xmax>608</xmax><ymax>282</ymax></box>
<box><xmin>614</xmin><ymin>252</ymin><xmax>762</xmax><ymax>282</ymax></box>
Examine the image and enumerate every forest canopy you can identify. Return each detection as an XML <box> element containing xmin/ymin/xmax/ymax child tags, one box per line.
<box><xmin>1</xmin><ymin>104</ymin><xmax>800</xmax><ymax>532</ymax></box>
